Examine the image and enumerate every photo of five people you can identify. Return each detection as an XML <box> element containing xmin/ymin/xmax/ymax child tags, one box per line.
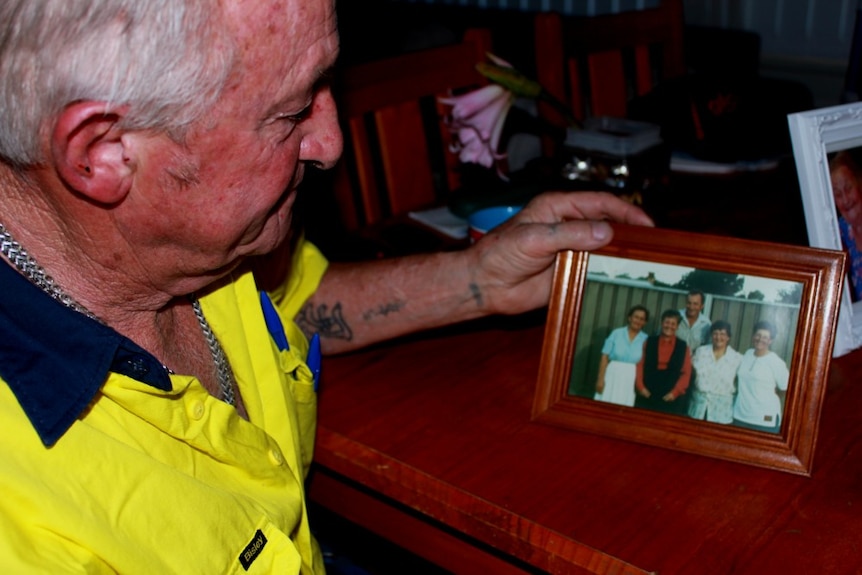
<box><xmin>570</xmin><ymin>255</ymin><xmax>801</xmax><ymax>434</ymax></box>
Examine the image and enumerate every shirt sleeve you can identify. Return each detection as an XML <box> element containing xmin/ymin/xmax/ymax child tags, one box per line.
<box><xmin>601</xmin><ymin>328</ymin><xmax>617</xmax><ymax>356</ymax></box>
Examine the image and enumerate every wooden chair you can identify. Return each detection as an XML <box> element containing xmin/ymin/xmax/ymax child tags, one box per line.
<box><xmin>534</xmin><ymin>0</ymin><xmax>686</xmax><ymax>145</ymax></box>
<box><xmin>330</xmin><ymin>29</ymin><xmax>493</xmax><ymax>235</ymax></box>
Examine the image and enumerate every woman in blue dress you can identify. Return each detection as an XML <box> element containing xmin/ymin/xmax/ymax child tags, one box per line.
<box><xmin>594</xmin><ymin>305</ymin><xmax>650</xmax><ymax>407</ymax></box>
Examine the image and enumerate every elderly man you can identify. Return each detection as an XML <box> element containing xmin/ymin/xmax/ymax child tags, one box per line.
<box><xmin>676</xmin><ymin>290</ymin><xmax>712</xmax><ymax>352</ymax></box>
<box><xmin>0</xmin><ymin>0</ymin><xmax>652</xmax><ymax>572</ymax></box>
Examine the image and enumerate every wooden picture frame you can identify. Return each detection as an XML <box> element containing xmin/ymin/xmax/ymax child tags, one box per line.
<box><xmin>789</xmin><ymin>103</ymin><xmax>862</xmax><ymax>357</ymax></box>
<box><xmin>533</xmin><ymin>224</ymin><xmax>845</xmax><ymax>476</ymax></box>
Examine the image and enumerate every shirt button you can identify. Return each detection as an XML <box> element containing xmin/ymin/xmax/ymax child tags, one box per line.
<box><xmin>268</xmin><ymin>449</ymin><xmax>284</xmax><ymax>466</ymax></box>
<box><xmin>188</xmin><ymin>401</ymin><xmax>206</xmax><ymax>420</ymax></box>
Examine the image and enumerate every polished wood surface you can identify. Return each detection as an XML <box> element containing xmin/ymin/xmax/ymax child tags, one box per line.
<box><xmin>309</xmin><ymin>311</ymin><xmax>862</xmax><ymax>574</ymax></box>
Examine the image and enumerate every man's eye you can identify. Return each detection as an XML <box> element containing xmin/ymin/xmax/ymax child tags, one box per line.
<box><xmin>280</xmin><ymin>105</ymin><xmax>312</xmax><ymax>123</ymax></box>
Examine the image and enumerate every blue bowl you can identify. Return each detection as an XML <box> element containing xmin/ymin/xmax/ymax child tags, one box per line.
<box><xmin>467</xmin><ymin>205</ymin><xmax>522</xmax><ymax>241</ymax></box>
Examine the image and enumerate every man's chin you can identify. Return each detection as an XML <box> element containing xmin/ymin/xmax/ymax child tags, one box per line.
<box><xmin>252</xmin><ymin>208</ymin><xmax>295</xmax><ymax>253</ymax></box>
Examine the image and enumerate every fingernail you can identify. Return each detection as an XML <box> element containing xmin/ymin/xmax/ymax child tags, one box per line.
<box><xmin>592</xmin><ymin>222</ymin><xmax>611</xmax><ymax>241</ymax></box>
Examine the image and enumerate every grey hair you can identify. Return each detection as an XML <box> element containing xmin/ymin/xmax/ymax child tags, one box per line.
<box><xmin>0</xmin><ymin>0</ymin><xmax>235</xmax><ymax>167</ymax></box>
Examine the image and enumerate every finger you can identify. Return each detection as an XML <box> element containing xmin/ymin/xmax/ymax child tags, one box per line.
<box><xmin>509</xmin><ymin>219</ymin><xmax>614</xmax><ymax>255</ymax></box>
<box><xmin>520</xmin><ymin>191</ymin><xmax>654</xmax><ymax>227</ymax></box>
<box><xmin>560</xmin><ymin>192</ymin><xmax>654</xmax><ymax>226</ymax></box>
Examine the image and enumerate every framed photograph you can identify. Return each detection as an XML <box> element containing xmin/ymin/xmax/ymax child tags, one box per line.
<box><xmin>789</xmin><ymin>103</ymin><xmax>862</xmax><ymax>357</ymax></box>
<box><xmin>533</xmin><ymin>224</ymin><xmax>845</xmax><ymax>476</ymax></box>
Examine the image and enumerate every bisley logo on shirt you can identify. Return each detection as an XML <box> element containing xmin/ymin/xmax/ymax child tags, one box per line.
<box><xmin>239</xmin><ymin>529</ymin><xmax>268</xmax><ymax>571</ymax></box>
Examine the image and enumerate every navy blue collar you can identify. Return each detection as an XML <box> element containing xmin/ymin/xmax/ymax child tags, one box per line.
<box><xmin>0</xmin><ymin>259</ymin><xmax>172</xmax><ymax>446</ymax></box>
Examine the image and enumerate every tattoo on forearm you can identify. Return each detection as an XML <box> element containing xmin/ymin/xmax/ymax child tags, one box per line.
<box><xmin>361</xmin><ymin>299</ymin><xmax>406</xmax><ymax>321</ymax></box>
<box><xmin>297</xmin><ymin>301</ymin><xmax>353</xmax><ymax>341</ymax></box>
<box><xmin>469</xmin><ymin>283</ymin><xmax>483</xmax><ymax>308</ymax></box>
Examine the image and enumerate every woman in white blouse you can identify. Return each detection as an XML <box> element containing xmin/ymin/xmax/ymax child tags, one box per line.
<box><xmin>688</xmin><ymin>320</ymin><xmax>743</xmax><ymax>424</ymax></box>
<box><xmin>732</xmin><ymin>321</ymin><xmax>790</xmax><ymax>433</ymax></box>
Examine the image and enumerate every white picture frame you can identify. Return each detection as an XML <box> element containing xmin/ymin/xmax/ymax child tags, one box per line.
<box><xmin>788</xmin><ymin>103</ymin><xmax>862</xmax><ymax>357</ymax></box>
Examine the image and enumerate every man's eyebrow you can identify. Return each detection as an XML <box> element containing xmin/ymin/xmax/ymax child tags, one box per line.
<box><xmin>259</xmin><ymin>57</ymin><xmax>338</xmax><ymax>124</ymax></box>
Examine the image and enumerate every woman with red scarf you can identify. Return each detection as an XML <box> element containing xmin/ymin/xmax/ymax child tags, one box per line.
<box><xmin>635</xmin><ymin>309</ymin><xmax>692</xmax><ymax>416</ymax></box>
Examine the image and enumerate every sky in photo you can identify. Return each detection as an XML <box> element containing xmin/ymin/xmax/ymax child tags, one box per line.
<box><xmin>589</xmin><ymin>255</ymin><xmax>800</xmax><ymax>304</ymax></box>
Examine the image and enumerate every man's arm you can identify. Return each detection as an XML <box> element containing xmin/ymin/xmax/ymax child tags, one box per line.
<box><xmin>298</xmin><ymin>191</ymin><xmax>653</xmax><ymax>354</ymax></box>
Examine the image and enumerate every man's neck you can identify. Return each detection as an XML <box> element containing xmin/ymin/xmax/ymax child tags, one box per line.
<box><xmin>0</xmin><ymin>165</ymin><xmax>181</xmax><ymax>338</ymax></box>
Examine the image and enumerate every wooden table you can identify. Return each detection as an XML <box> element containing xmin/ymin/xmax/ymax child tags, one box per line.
<box><xmin>308</xmin><ymin>311</ymin><xmax>862</xmax><ymax>574</ymax></box>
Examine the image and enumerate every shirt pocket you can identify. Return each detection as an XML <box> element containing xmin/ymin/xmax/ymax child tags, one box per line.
<box><xmin>226</xmin><ymin>518</ymin><xmax>302</xmax><ymax>575</ymax></box>
<box><xmin>278</xmin><ymin>349</ymin><xmax>318</xmax><ymax>478</ymax></box>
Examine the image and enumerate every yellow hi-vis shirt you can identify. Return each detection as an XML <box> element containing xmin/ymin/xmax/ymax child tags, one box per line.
<box><xmin>0</xmin><ymin>240</ymin><xmax>328</xmax><ymax>574</ymax></box>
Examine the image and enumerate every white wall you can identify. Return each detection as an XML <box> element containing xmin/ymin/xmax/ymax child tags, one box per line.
<box><xmin>683</xmin><ymin>0</ymin><xmax>857</xmax><ymax>107</ymax></box>
<box><xmin>684</xmin><ymin>0</ymin><xmax>855</xmax><ymax>61</ymax></box>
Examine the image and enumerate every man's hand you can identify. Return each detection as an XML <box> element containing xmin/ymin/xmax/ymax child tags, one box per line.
<box><xmin>465</xmin><ymin>191</ymin><xmax>653</xmax><ymax>315</ymax></box>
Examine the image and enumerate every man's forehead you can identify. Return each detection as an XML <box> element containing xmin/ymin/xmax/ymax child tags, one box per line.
<box><xmin>220</xmin><ymin>0</ymin><xmax>338</xmax><ymax>93</ymax></box>
<box><xmin>222</xmin><ymin>0</ymin><xmax>336</xmax><ymax>49</ymax></box>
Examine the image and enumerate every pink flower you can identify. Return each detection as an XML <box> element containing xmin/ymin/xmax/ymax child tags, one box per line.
<box><xmin>440</xmin><ymin>83</ymin><xmax>514</xmax><ymax>171</ymax></box>
<box><xmin>439</xmin><ymin>53</ymin><xmax>574</xmax><ymax>180</ymax></box>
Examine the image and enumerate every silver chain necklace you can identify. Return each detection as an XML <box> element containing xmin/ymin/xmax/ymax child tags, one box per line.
<box><xmin>190</xmin><ymin>298</ymin><xmax>235</xmax><ymax>406</ymax></box>
<box><xmin>0</xmin><ymin>222</ymin><xmax>237</xmax><ymax>406</ymax></box>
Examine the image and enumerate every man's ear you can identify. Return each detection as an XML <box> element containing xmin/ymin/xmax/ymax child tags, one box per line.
<box><xmin>51</xmin><ymin>101</ymin><xmax>134</xmax><ymax>204</ymax></box>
